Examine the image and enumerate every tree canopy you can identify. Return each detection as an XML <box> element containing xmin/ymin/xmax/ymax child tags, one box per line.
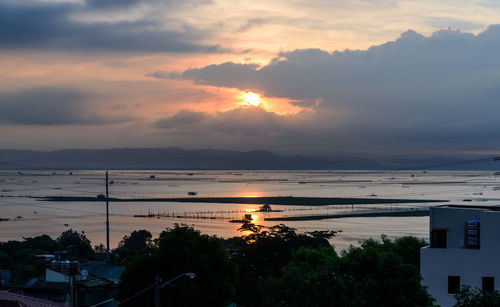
<box><xmin>56</xmin><ymin>229</ymin><xmax>94</xmax><ymax>260</ymax></box>
<box><xmin>1</xmin><ymin>223</ymin><xmax>434</xmax><ymax>307</ymax></box>
<box><xmin>453</xmin><ymin>286</ymin><xmax>500</xmax><ymax>307</ymax></box>
<box><xmin>227</xmin><ymin>222</ymin><xmax>432</xmax><ymax>306</ymax></box>
<box><xmin>117</xmin><ymin>224</ymin><xmax>238</xmax><ymax>307</ymax></box>
<box><xmin>0</xmin><ymin>231</ymin><xmax>95</xmax><ymax>282</ymax></box>
<box><xmin>112</xmin><ymin>229</ymin><xmax>152</xmax><ymax>263</ymax></box>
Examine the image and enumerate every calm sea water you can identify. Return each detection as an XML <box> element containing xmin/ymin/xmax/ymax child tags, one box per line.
<box><xmin>1</xmin><ymin>170</ymin><xmax>499</xmax><ymax>251</ymax></box>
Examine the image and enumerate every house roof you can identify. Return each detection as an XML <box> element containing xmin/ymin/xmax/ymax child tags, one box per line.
<box><xmin>81</xmin><ymin>263</ymin><xmax>125</xmax><ymax>284</ymax></box>
<box><xmin>77</xmin><ymin>276</ymin><xmax>114</xmax><ymax>289</ymax></box>
<box><xmin>0</xmin><ymin>291</ymin><xmax>68</xmax><ymax>307</ymax></box>
<box><xmin>9</xmin><ymin>277</ymin><xmax>68</xmax><ymax>291</ymax></box>
<box><xmin>439</xmin><ymin>204</ymin><xmax>500</xmax><ymax>211</ymax></box>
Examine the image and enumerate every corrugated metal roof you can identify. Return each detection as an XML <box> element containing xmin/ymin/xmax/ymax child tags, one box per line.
<box><xmin>0</xmin><ymin>291</ymin><xmax>68</xmax><ymax>307</ymax></box>
<box><xmin>9</xmin><ymin>277</ymin><xmax>68</xmax><ymax>291</ymax></box>
<box><xmin>77</xmin><ymin>276</ymin><xmax>113</xmax><ymax>289</ymax></box>
<box><xmin>81</xmin><ymin>263</ymin><xmax>124</xmax><ymax>284</ymax></box>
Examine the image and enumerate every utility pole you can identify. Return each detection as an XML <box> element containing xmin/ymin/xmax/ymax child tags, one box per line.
<box><xmin>154</xmin><ymin>275</ymin><xmax>160</xmax><ymax>307</ymax></box>
<box><xmin>106</xmin><ymin>170</ymin><xmax>110</xmax><ymax>256</ymax></box>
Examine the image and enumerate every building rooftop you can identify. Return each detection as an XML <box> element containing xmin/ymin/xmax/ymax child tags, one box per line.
<box><xmin>437</xmin><ymin>204</ymin><xmax>500</xmax><ymax>211</ymax></box>
<box><xmin>81</xmin><ymin>262</ymin><xmax>125</xmax><ymax>284</ymax></box>
<box><xmin>77</xmin><ymin>276</ymin><xmax>114</xmax><ymax>289</ymax></box>
<box><xmin>0</xmin><ymin>290</ymin><xmax>68</xmax><ymax>307</ymax></box>
<box><xmin>9</xmin><ymin>277</ymin><xmax>68</xmax><ymax>292</ymax></box>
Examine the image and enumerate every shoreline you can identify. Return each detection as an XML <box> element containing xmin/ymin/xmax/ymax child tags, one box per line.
<box><xmin>37</xmin><ymin>195</ymin><xmax>448</xmax><ymax>206</ymax></box>
<box><xmin>262</xmin><ymin>209</ymin><xmax>429</xmax><ymax>221</ymax></box>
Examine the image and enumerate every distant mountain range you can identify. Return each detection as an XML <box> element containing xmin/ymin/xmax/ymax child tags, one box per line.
<box><xmin>0</xmin><ymin>147</ymin><xmax>498</xmax><ymax>170</ymax></box>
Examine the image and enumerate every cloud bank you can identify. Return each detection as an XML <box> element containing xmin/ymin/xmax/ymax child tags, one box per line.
<box><xmin>158</xmin><ymin>26</ymin><xmax>500</xmax><ymax>152</ymax></box>
<box><xmin>0</xmin><ymin>0</ymin><xmax>223</xmax><ymax>53</ymax></box>
<box><xmin>0</xmin><ymin>87</ymin><xmax>131</xmax><ymax>125</ymax></box>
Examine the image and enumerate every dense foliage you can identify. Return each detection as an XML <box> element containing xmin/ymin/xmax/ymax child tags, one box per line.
<box><xmin>116</xmin><ymin>225</ymin><xmax>238</xmax><ymax>307</ymax></box>
<box><xmin>0</xmin><ymin>228</ymin><xmax>152</xmax><ymax>283</ymax></box>
<box><xmin>453</xmin><ymin>286</ymin><xmax>500</xmax><ymax>307</ymax></box>
<box><xmin>227</xmin><ymin>222</ymin><xmax>336</xmax><ymax>305</ymax></box>
<box><xmin>228</xmin><ymin>223</ymin><xmax>432</xmax><ymax>306</ymax></box>
<box><xmin>56</xmin><ymin>229</ymin><xmax>94</xmax><ymax>260</ymax></box>
<box><xmin>112</xmin><ymin>229</ymin><xmax>153</xmax><ymax>264</ymax></box>
<box><xmin>2</xmin><ymin>223</ymin><xmax>434</xmax><ymax>307</ymax></box>
<box><xmin>0</xmin><ymin>229</ymin><xmax>94</xmax><ymax>282</ymax></box>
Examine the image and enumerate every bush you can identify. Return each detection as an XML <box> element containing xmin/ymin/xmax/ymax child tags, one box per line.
<box><xmin>453</xmin><ymin>286</ymin><xmax>500</xmax><ymax>307</ymax></box>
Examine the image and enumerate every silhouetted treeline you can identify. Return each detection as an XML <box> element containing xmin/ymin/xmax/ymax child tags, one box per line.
<box><xmin>0</xmin><ymin>229</ymin><xmax>94</xmax><ymax>283</ymax></box>
<box><xmin>115</xmin><ymin>223</ymin><xmax>434</xmax><ymax>306</ymax></box>
<box><xmin>0</xmin><ymin>224</ymin><xmax>446</xmax><ymax>306</ymax></box>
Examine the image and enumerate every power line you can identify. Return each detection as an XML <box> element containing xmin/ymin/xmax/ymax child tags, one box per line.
<box><xmin>116</xmin><ymin>278</ymin><xmax>238</xmax><ymax>306</ymax></box>
<box><xmin>119</xmin><ymin>283</ymin><xmax>155</xmax><ymax>304</ymax></box>
<box><xmin>0</xmin><ymin>199</ymin><xmax>129</xmax><ymax>217</ymax></box>
<box><xmin>166</xmin><ymin>283</ymin><xmax>237</xmax><ymax>305</ymax></box>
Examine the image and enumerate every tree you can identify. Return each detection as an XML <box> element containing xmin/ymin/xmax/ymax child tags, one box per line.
<box><xmin>237</xmin><ymin>219</ymin><xmax>264</xmax><ymax>235</ymax></box>
<box><xmin>260</xmin><ymin>246</ymin><xmax>347</xmax><ymax>307</ymax></box>
<box><xmin>335</xmin><ymin>236</ymin><xmax>434</xmax><ymax>306</ymax></box>
<box><xmin>0</xmin><ymin>234</ymin><xmax>60</xmax><ymax>282</ymax></box>
<box><xmin>0</xmin><ymin>251</ymin><xmax>13</xmax><ymax>270</ymax></box>
<box><xmin>94</xmin><ymin>243</ymin><xmax>106</xmax><ymax>254</ymax></box>
<box><xmin>113</xmin><ymin>230</ymin><xmax>152</xmax><ymax>263</ymax></box>
<box><xmin>117</xmin><ymin>225</ymin><xmax>237</xmax><ymax>307</ymax></box>
<box><xmin>243</xmin><ymin>234</ymin><xmax>433</xmax><ymax>307</ymax></box>
<box><xmin>229</xmin><ymin>223</ymin><xmax>335</xmax><ymax>305</ymax></box>
<box><xmin>56</xmin><ymin>229</ymin><xmax>94</xmax><ymax>260</ymax></box>
<box><xmin>120</xmin><ymin>230</ymin><xmax>152</xmax><ymax>251</ymax></box>
<box><xmin>453</xmin><ymin>286</ymin><xmax>500</xmax><ymax>307</ymax></box>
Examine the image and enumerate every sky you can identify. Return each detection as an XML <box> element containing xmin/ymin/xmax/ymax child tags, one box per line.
<box><xmin>1</xmin><ymin>0</ymin><xmax>500</xmax><ymax>155</ymax></box>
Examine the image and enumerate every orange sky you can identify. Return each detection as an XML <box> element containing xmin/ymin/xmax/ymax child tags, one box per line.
<box><xmin>1</xmin><ymin>0</ymin><xmax>500</xmax><ymax>154</ymax></box>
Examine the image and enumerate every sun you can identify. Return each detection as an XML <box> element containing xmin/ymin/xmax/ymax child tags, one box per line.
<box><xmin>244</xmin><ymin>92</ymin><xmax>261</xmax><ymax>106</ymax></box>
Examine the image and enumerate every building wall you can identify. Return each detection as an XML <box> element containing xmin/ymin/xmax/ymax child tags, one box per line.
<box><xmin>430</xmin><ymin>207</ymin><xmax>482</xmax><ymax>248</ymax></box>
<box><xmin>421</xmin><ymin>207</ymin><xmax>500</xmax><ymax>307</ymax></box>
<box><xmin>46</xmin><ymin>269</ymin><xmax>71</xmax><ymax>283</ymax></box>
<box><xmin>479</xmin><ymin>211</ymin><xmax>500</xmax><ymax>253</ymax></box>
<box><xmin>421</xmin><ymin>247</ymin><xmax>500</xmax><ymax>306</ymax></box>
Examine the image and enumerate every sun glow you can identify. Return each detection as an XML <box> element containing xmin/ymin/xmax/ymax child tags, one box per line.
<box><xmin>244</xmin><ymin>92</ymin><xmax>261</xmax><ymax>106</ymax></box>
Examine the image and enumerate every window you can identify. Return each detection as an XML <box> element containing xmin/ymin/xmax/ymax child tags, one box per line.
<box><xmin>448</xmin><ymin>276</ymin><xmax>460</xmax><ymax>294</ymax></box>
<box><xmin>465</xmin><ymin>220</ymin><xmax>480</xmax><ymax>249</ymax></box>
<box><xmin>431</xmin><ymin>229</ymin><xmax>447</xmax><ymax>248</ymax></box>
<box><xmin>483</xmin><ymin>277</ymin><xmax>495</xmax><ymax>293</ymax></box>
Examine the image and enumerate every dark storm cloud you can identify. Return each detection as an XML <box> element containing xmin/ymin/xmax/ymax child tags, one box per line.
<box><xmin>152</xmin><ymin>106</ymin><xmax>369</xmax><ymax>153</ymax></box>
<box><xmin>0</xmin><ymin>87</ymin><xmax>130</xmax><ymax>125</ymax></box>
<box><xmin>154</xmin><ymin>109</ymin><xmax>209</xmax><ymax>129</ymax></box>
<box><xmin>0</xmin><ymin>0</ymin><xmax>224</xmax><ymax>53</ymax></box>
<box><xmin>288</xmin><ymin>99</ymin><xmax>320</xmax><ymax>108</ymax></box>
<box><xmin>181</xmin><ymin>62</ymin><xmax>260</xmax><ymax>87</ymax></box>
<box><xmin>154</xmin><ymin>107</ymin><xmax>294</xmax><ymax>136</ymax></box>
<box><xmin>179</xmin><ymin>27</ymin><xmax>500</xmax><ymax>104</ymax></box>
<box><xmin>85</xmin><ymin>0</ymin><xmax>147</xmax><ymax>9</ymax></box>
<box><xmin>168</xmin><ymin>26</ymin><xmax>500</xmax><ymax>151</ymax></box>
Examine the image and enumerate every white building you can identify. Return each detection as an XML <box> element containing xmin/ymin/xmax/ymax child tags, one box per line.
<box><xmin>421</xmin><ymin>205</ymin><xmax>500</xmax><ymax>306</ymax></box>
